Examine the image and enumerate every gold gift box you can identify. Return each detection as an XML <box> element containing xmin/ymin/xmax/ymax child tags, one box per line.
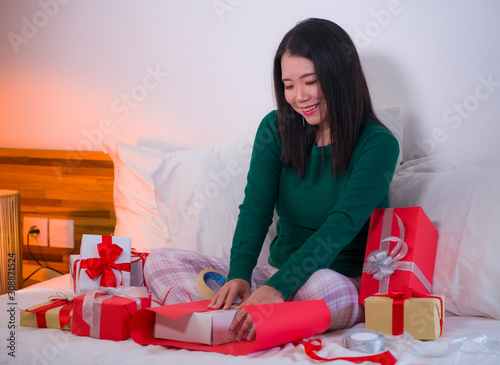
<box><xmin>20</xmin><ymin>301</ymin><xmax>73</xmax><ymax>330</ymax></box>
<box><xmin>364</xmin><ymin>294</ymin><xmax>444</xmax><ymax>340</ymax></box>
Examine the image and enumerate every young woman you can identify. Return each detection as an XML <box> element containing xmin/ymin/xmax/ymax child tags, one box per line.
<box><xmin>144</xmin><ymin>18</ymin><xmax>399</xmax><ymax>341</ymax></box>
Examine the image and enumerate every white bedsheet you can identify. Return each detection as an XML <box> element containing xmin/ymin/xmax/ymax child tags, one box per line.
<box><xmin>2</xmin><ymin>275</ymin><xmax>500</xmax><ymax>365</ymax></box>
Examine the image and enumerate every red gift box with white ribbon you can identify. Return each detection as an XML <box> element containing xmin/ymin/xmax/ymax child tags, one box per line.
<box><xmin>359</xmin><ymin>207</ymin><xmax>438</xmax><ymax>306</ymax></box>
<box><xmin>72</xmin><ymin>286</ymin><xmax>151</xmax><ymax>341</ymax></box>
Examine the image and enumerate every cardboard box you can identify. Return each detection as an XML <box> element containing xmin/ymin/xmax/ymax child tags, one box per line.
<box><xmin>364</xmin><ymin>294</ymin><xmax>444</xmax><ymax>340</ymax></box>
<box><xmin>359</xmin><ymin>207</ymin><xmax>438</xmax><ymax>305</ymax></box>
<box><xmin>154</xmin><ymin>309</ymin><xmax>238</xmax><ymax>345</ymax></box>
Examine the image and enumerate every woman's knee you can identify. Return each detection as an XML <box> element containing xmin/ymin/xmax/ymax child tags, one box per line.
<box><xmin>293</xmin><ymin>269</ymin><xmax>358</xmax><ymax>301</ymax></box>
<box><xmin>292</xmin><ymin>269</ymin><xmax>363</xmax><ymax>330</ymax></box>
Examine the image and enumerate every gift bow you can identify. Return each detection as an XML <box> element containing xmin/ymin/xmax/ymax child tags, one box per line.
<box><xmin>375</xmin><ymin>287</ymin><xmax>444</xmax><ymax>336</ymax></box>
<box><xmin>82</xmin><ymin>286</ymin><xmax>149</xmax><ymax>339</ymax></box>
<box><xmin>24</xmin><ymin>296</ymin><xmax>74</xmax><ymax>329</ymax></box>
<box><xmin>363</xmin><ymin>209</ymin><xmax>432</xmax><ymax>293</ymax></box>
<box><xmin>364</xmin><ymin>238</ymin><xmax>408</xmax><ymax>282</ymax></box>
<box><xmin>81</xmin><ymin>236</ymin><xmax>131</xmax><ymax>287</ymax></box>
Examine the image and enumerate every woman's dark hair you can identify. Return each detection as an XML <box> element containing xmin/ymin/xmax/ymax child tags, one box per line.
<box><xmin>273</xmin><ymin>18</ymin><xmax>385</xmax><ymax>178</ymax></box>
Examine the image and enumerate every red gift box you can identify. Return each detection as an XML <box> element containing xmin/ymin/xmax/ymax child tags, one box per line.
<box><xmin>359</xmin><ymin>207</ymin><xmax>438</xmax><ymax>306</ymax></box>
<box><xmin>72</xmin><ymin>287</ymin><xmax>151</xmax><ymax>341</ymax></box>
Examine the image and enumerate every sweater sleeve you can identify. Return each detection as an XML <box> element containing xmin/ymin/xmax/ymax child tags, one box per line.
<box><xmin>227</xmin><ymin>111</ymin><xmax>282</xmax><ymax>284</ymax></box>
<box><xmin>265</xmin><ymin>128</ymin><xmax>400</xmax><ymax>300</ymax></box>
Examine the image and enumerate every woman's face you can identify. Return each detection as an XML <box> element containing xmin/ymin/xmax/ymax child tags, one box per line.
<box><xmin>281</xmin><ymin>53</ymin><xmax>329</xmax><ymax>129</ymax></box>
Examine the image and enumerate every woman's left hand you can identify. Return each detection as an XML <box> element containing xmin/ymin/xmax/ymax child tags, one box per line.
<box><xmin>230</xmin><ymin>285</ymin><xmax>284</xmax><ymax>341</ymax></box>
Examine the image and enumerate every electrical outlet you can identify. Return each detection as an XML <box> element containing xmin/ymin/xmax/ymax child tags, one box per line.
<box><xmin>49</xmin><ymin>218</ymin><xmax>75</xmax><ymax>248</ymax></box>
<box><xmin>23</xmin><ymin>217</ymin><xmax>49</xmax><ymax>247</ymax></box>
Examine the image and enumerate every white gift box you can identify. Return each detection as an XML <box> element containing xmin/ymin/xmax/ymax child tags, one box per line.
<box><xmin>73</xmin><ymin>250</ymin><xmax>147</xmax><ymax>294</ymax></box>
<box><xmin>154</xmin><ymin>309</ymin><xmax>238</xmax><ymax>345</ymax></box>
<box><xmin>69</xmin><ymin>254</ymin><xmax>80</xmax><ymax>293</ymax></box>
<box><xmin>77</xmin><ymin>235</ymin><xmax>131</xmax><ymax>294</ymax></box>
<box><xmin>130</xmin><ymin>250</ymin><xmax>149</xmax><ymax>288</ymax></box>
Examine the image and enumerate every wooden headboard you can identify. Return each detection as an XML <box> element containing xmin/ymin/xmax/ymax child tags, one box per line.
<box><xmin>0</xmin><ymin>148</ymin><xmax>115</xmax><ymax>274</ymax></box>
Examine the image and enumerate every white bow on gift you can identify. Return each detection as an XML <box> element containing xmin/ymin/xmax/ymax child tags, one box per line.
<box><xmin>365</xmin><ymin>237</ymin><xmax>408</xmax><ymax>281</ymax></box>
<box><xmin>364</xmin><ymin>226</ymin><xmax>408</xmax><ymax>282</ymax></box>
<box><xmin>362</xmin><ymin>210</ymin><xmax>432</xmax><ymax>294</ymax></box>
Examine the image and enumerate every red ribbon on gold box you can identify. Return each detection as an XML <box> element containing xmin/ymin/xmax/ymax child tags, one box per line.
<box><xmin>20</xmin><ymin>297</ymin><xmax>73</xmax><ymax>330</ymax></box>
<box><xmin>364</xmin><ymin>287</ymin><xmax>444</xmax><ymax>340</ymax></box>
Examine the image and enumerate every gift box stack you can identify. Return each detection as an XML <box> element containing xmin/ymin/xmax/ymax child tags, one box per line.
<box><xmin>21</xmin><ymin>234</ymin><xmax>152</xmax><ymax>341</ymax></box>
<box><xmin>359</xmin><ymin>207</ymin><xmax>444</xmax><ymax>340</ymax></box>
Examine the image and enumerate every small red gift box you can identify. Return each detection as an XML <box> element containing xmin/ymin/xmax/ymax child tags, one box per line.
<box><xmin>359</xmin><ymin>207</ymin><xmax>438</xmax><ymax>306</ymax></box>
<box><xmin>72</xmin><ymin>287</ymin><xmax>151</xmax><ymax>341</ymax></box>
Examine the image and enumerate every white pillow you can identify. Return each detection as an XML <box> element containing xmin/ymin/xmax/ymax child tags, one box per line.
<box><xmin>389</xmin><ymin>154</ymin><xmax>500</xmax><ymax>319</ymax></box>
<box><xmin>376</xmin><ymin>107</ymin><xmax>403</xmax><ymax>167</ymax></box>
<box><xmin>151</xmin><ymin>139</ymin><xmax>275</xmax><ymax>266</ymax></box>
<box><xmin>103</xmin><ymin>140</ymin><xmax>175</xmax><ymax>252</ymax></box>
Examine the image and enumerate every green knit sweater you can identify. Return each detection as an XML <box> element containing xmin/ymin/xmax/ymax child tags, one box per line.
<box><xmin>227</xmin><ymin>110</ymin><xmax>399</xmax><ymax>300</ymax></box>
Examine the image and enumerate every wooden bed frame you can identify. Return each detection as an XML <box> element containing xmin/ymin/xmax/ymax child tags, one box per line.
<box><xmin>0</xmin><ymin>148</ymin><xmax>115</xmax><ymax>278</ymax></box>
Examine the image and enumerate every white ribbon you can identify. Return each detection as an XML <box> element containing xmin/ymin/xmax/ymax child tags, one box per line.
<box><xmin>363</xmin><ymin>208</ymin><xmax>432</xmax><ymax>293</ymax></box>
<box><xmin>344</xmin><ymin>328</ymin><xmax>386</xmax><ymax>354</ymax></box>
<box><xmin>48</xmin><ymin>292</ymin><xmax>75</xmax><ymax>302</ymax></box>
<box><xmin>82</xmin><ymin>286</ymin><xmax>149</xmax><ymax>339</ymax></box>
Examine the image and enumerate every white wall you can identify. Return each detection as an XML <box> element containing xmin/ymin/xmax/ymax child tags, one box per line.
<box><xmin>1</xmin><ymin>0</ymin><xmax>499</xmax><ymax>161</ymax></box>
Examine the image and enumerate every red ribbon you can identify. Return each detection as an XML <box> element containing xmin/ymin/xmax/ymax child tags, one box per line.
<box><xmin>374</xmin><ymin>287</ymin><xmax>444</xmax><ymax>336</ymax></box>
<box><xmin>131</xmin><ymin>248</ymin><xmax>149</xmax><ymax>263</ymax></box>
<box><xmin>131</xmin><ymin>249</ymin><xmax>150</xmax><ymax>288</ymax></box>
<box><xmin>80</xmin><ymin>236</ymin><xmax>131</xmax><ymax>287</ymax></box>
<box><xmin>293</xmin><ymin>339</ymin><xmax>397</xmax><ymax>365</ymax></box>
<box><xmin>24</xmin><ymin>298</ymin><xmax>73</xmax><ymax>329</ymax></box>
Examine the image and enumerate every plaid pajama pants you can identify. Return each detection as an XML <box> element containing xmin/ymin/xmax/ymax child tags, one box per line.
<box><xmin>144</xmin><ymin>247</ymin><xmax>364</xmax><ymax>330</ymax></box>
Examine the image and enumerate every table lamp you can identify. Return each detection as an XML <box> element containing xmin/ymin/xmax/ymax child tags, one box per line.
<box><xmin>0</xmin><ymin>190</ymin><xmax>23</xmax><ymax>294</ymax></box>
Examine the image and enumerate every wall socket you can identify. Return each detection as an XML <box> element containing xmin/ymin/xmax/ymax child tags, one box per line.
<box><xmin>23</xmin><ymin>217</ymin><xmax>49</xmax><ymax>246</ymax></box>
<box><xmin>49</xmin><ymin>218</ymin><xmax>75</xmax><ymax>248</ymax></box>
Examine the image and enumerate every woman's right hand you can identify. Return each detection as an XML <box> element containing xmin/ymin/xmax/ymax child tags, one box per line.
<box><xmin>208</xmin><ymin>278</ymin><xmax>251</xmax><ymax>310</ymax></box>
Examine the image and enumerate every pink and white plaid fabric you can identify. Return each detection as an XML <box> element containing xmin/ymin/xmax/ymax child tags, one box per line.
<box><xmin>144</xmin><ymin>248</ymin><xmax>364</xmax><ymax>330</ymax></box>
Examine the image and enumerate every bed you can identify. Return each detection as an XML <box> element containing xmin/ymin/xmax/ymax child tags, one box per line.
<box><xmin>2</xmin><ymin>108</ymin><xmax>500</xmax><ymax>364</ymax></box>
